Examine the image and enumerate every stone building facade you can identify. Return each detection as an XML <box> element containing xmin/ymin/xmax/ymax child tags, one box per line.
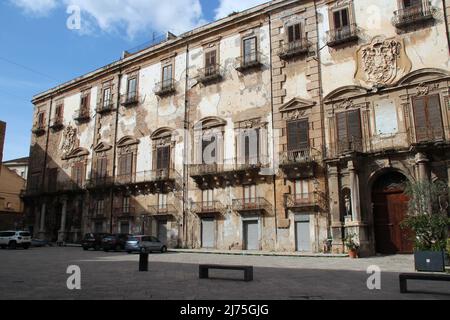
<box><xmin>24</xmin><ymin>0</ymin><xmax>450</xmax><ymax>256</ymax></box>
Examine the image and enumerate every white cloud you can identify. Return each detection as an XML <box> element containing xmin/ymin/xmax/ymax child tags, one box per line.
<box><xmin>10</xmin><ymin>0</ymin><xmax>205</xmax><ymax>38</ymax></box>
<box><xmin>214</xmin><ymin>0</ymin><xmax>268</xmax><ymax>20</ymax></box>
<box><xmin>9</xmin><ymin>0</ymin><xmax>58</xmax><ymax>16</ymax></box>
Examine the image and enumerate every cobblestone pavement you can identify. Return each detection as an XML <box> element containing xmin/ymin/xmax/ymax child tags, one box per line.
<box><xmin>0</xmin><ymin>247</ymin><xmax>449</xmax><ymax>300</ymax></box>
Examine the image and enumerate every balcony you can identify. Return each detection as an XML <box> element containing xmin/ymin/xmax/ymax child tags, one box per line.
<box><xmin>121</xmin><ymin>92</ymin><xmax>139</xmax><ymax>107</ymax></box>
<box><xmin>235</xmin><ymin>51</ymin><xmax>262</xmax><ymax>72</ymax></box>
<box><xmin>392</xmin><ymin>4</ymin><xmax>434</xmax><ymax>28</ymax></box>
<box><xmin>86</xmin><ymin>177</ymin><xmax>115</xmax><ymax>189</ymax></box>
<box><xmin>96</xmin><ymin>100</ymin><xmax>115</xmax><ymax>114</ymax></box>
<box><xmin>284</xmin><ymin>194</ymin><xmax>317</xmax><ymax>211</ymax></box>
<box><xmin>325</xmin><ymin>137</ymin><xmax>364</xmax><ymax>159</ymax></box>
<box><xmin>191</xmin><ymin>201</ymin><xmax>226</xmax><ymax>216</ymax></box>
<box><xmin>280</xmin><ymin>148</ymin><xmax>316</xmax><ymax>178</ymax></box>
<box><xmin>278</xmin><ymin>39</ymin><xmax>311</xmax><ymax>60</ymax></box>
<box><xmin>232</xmin><ymin>197</ymin><xmax>271</xmax><ymax>214</ymax></box>
<box><xmin>234</xmin><ymin>156</ymin><xmax>269</xmax><ymax>173</ymax></box>
<box><xmin>147</xmin><ymin>204</ymin><xmax>178</xmax><ymax>218</ymax></box>
<box><xmin>326</xmin><ymin>24</ymin><xmax>359</xmax><ymax>47</ymax></box>
<box><xmin>154</xmin><ymin>79</ymin><xmax>176</xmax><ymax>96</ymax></box>
<box><xmin>73</xmin><ymin>108</ymin><xmax>90</xmax><ymax>123</ymax></box>
<box><xmin>32</xmin><ymin>125</ymin><xmax>46</xmax><ymax>136</ymax></box>
<box><xmin>49</xmin><ymin>118</ymin><xmax>64</xmax><ymax>131</ymax></box>
<box><xmin>115</xmin><ymin>169</ymin><xmax>180</xmax><ymax>193</ymax></box>
<box><xmin>413</xmin><ymin>127</ymin><xmax>445</xmax><ymax>145</ymax></box>
<box><xmin>190</xmin><ymin>163</ymin><xmax>227</xmax><ymax>178</ymax></box>
<box><xmin>55</xmin><ymin>180</ymin><xmax>85</xmax><ymax>193</ymax></box>
<box><xmin>114</xmin><ymin>207</ymin><xmax>136</xmax><ymax>220</ymax></box>
<box><xmin>89</xmin><ymin>211</ymin><xmax>108</xmax><ymax>221</ymax></box>
<box><xmin>198</xmin><ymin>64</ymin><xmax>222</xmax><ymax>84</ymax></box>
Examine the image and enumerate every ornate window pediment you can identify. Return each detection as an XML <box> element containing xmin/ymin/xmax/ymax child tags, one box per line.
<box><xmin>194</xmin><ymin>117</ymin><xmax>227</xmax><ymax>131</ymax></box>
<box><xmin>117</xmin><ymin>136</ymin><xmax>140</xmax><ymax>147</ymax></box>
<box><xmin>324</xmin><ymin>86</ymin><xmax>369</xmax><ymax>103</ymax></box>
<box><xmin>63</xmin><ymin>147</ymin><xmax>89</xmax><ymax>160</ymax></box>
<box><xmin>397</xmin><ymin>68</ymin><xmax>450</xmax><ymax>87</ymax></box>
<box><xmin>279</xmin><ymin>98</ymin><xmax>316</xmax><ymax>113</ymax></box>
<box><xmin>94</xmin><ymin>142</ymin><xmax>112</xmax><ymax>153</ymax></box>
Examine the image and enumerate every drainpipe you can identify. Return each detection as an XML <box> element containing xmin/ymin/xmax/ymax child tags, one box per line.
<box><xmin>110</xmin><ymin>70</ymin><xmax>123</xmax><ymax>234</ymax></box>
<box><xmin>183</xmin><ymin>42</ymin><xmax>190</xmax><ymax>248</ymax></box>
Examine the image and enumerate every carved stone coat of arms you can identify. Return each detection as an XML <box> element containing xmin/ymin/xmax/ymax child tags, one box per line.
<box><xmin>355</xmin><ymin>37</ymin><xmax>412</xmax><ymax>87</ymax></box>
<box><xmin>61</xmin><ymin>125</ymin><xmax>77</xmax><ymax>156</ymax></box>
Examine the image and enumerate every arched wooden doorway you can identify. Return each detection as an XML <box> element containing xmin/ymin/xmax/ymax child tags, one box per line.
<box><xmin>372</xmin><ymin>172</ymin><xmax>414</xmax><ymax>254</ymax></box>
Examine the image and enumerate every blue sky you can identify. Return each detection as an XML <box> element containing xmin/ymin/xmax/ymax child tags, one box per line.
<box><xmin>0</xmin><ymin>0</ymin><xmax>267</xmax><ymax>161</ymax></box>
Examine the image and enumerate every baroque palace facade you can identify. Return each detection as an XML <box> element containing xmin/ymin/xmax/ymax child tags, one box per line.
<box><xmin>24</xmin><ymin>0</ymin><xmax>450</xmax><ymax>256</ymax></box>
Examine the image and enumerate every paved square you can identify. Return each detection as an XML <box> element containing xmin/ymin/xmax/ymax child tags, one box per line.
<box><xmin>0</xmin><ymin>247</ymin><xmax>449</xmax><ymax>300</ymax></box>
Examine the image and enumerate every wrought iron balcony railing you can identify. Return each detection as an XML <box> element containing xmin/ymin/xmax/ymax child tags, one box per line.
<box><xmin>392</xmin><ymin>4</ymin><xmax>434</xmax><ymax>28</ymax></box>
<box><xmin>278</xmin><ymin>39</ymin><xmax>311</xmax><ymax>60</ymax></box>
<box><xmin>147</xmin><ymin>204</ymin><xmax>178</xmax><ymax>216</ymax></box>
<box><xmin>121</xmin><ymin>92</ymin><xmax>139</xmax><ymax>107</ymax></box>
<box><xmin>73</xmin><ymin>108</ymin><xmax>90</xmax><ymax>122</ymax></box>
<box><xmin>326</xmin><ymin>24</ymin><xmax>359</xmax><ymax>47</ymax></box>
<box><xmin>49</xmin><ymin>118</ymin><xmax>64</xmax><ymax>131</ymax></box>
<box><xmin>198</xmin><ymin>64</ymin><xmax>223</xmax><ymax>84</ymax></box>
<box><xmin>235</xmin><ymin>51</ymin><xmax>262</xmax><ymax>72</ymax></box>
<box><xmin>280</xmin><ymin>148</ymin><xmax>314</xmax><ymax>166</ymax></box>
<box><xmin>191</xmin><ymin>201</ymin><xmax>226</xmax><ymax>215</ymax></box>
<box><xmin>115</xmin><ymin>169</ymin><xmax>180</xmax><ymax>186</ymax></box>
<box><xmin>86</xmin><ymin>177</ymin><xmax>115</xmax><ymax>189</ymax></box>
<box><xmin>154</xmin><ymin>79</ymin><xmax>176</xmax><ymax>96</ymax></box>
<box><xmin>96</xmin><ymin>100</ymin><xmax>115</xmax><ymax>114</ymax></box>
<box><xmin>284</xmin><ymin>193</ymin><xmax>316</xmax><ymax>209</ymax></box>
<box><xmin>190</xmin><ymin>163</ymin><xmax>228</xmax><ymax>177</ymax></box>
<box><xmin>232</xmin><ymin>197</ymin><xmax>271</xmax><ymax>213</ymax></box>
<box><xmin>113</xmin><ymin>207</ymin><xmax>136</xmax><ymax>218</ymax></box>
<box><xmin>32</xmin><ymin>124</ymin><xmax>46</xmax><ymax>135</ymax></box>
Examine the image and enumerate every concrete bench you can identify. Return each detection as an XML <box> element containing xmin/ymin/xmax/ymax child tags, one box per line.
<box><xmin>399</xmin><ymin>273</ymin><xmax>450</xmax><ymax>293</ymax></box>
<box><xmin>199</xmin><ymin>264</ymin><xmax>254</xmax><ymax>282</ymax></box>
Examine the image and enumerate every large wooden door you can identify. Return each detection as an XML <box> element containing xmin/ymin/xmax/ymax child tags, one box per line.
<box><xmin>373</xmin><ymin>174</ymin><xmax>413</xmax><ymax>254</ymax></box>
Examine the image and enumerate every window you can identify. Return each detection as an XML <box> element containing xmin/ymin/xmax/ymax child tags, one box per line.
<box><xmin>202</xmin><ymin>189</ymin><xmax>214</xmax><ymax>205</ymax></box>
<box><xmin>102</xmin><ymin>87</ymin><xmax>112</xmax><ymax>108</ymax></box>
<box><xmin>243</xmin><ymin>37</ymin><xmax>257</xmax><ymax>64</ymax></box>
<box><xmin>123</xmin><ymin>196</ymin><xmax>131</xmax><ymax>214</ymax></box>
<box><xmin>287</xmin><ymin>23</ymin><xmax>302</xmax><ymax>43</ymax></box>
<box><xmin>205</xmin><ymin>50</ymin><xmax>217</xmax><ymax>75</ymax></box>
<box><xmin>80</xmin><ymin>93</ymin><xmax>90</xmax><ymax>112</ymax></box>
<box><xmin>333</xmin><ymin>8</ymin><xmax>350</xmax><ymax>29</ymax></box>
<box><xmin>158</xmin><ymin>194</ymin><xmax>168</xmax><ymax>210</ymax></box>
<box><xmin>287</xmin><ymin>119</ymin><xmax>309</xmax><ymax>151</ymax></box>
<box><xmin>37</xmin><ymin>112</ymin><xmax>45</xmax><ymax>128</ymax></box>
<box><xmin>127</xmin><ymin>78</ymin><xmax>137</xmax><ymax>99</ymax></box>
<box><xmin>336</xmin><ymin>109</ymin><xmax>362</xmax><ymax>152</ymax></box>
<box><xmin>119</xmin><ymin>153</ymin><xmax>133</xmax><ymax>177</ymax></box>
<box><xmin>244</xmin><ymin>185</ymin><xmax>257</xmax><ymax>203</ymax></box>
<box><xmin>95</xmin><ymin>200</ymin><xmax>105</xmax><ymax>216</ymax></box>
<box><xmin>72</xmin><ymin>162</ymin><xmax>85</xmax><ymax>186</ymax></box>
<box><xmin>413</xmin><ymin>94</ymin><xmax>443</xmax><ymax>142</ymax></box>
<box><xmin>242</xmin><ymin>129</ymin><xmax>260</xmax><ymax>164</ymax></box>
<box><xmin>156</xmin><ymin>146</ymin><xmax>170</xmax><ymax>170</ymax></box>
<box><xmin>403</xmin><ymin>0</ymin><xmax>422</xmax><ymax>8</ymax></box>
<box><xmin>96</xmin><ymin>157</ymin><xmax>108</xmax><ymax>179</ymax></box>
<box><xmin>294</xmin><ymin>180</ymin><xmax>310</xmax><ymax>203</ymax></box>
<box><xmin>54</xmin><ymin>104</ymin><xmax>63</xmax><ymax>122</ymax></box>
<box><xmin>162</xmin><ymin>65</ymin><xmax>173</xmax><ymax>88</ymax></box>
<box><xmin>202</xmin><ymin>134</ymin><xmax>217</xmax><ymax>164</ymax></box>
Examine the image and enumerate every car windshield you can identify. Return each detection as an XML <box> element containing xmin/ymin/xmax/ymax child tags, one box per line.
<box><xmin>19</xmin><ymin>232</ymin><xmax>30</xmax><ymax>237</ymax></box>
<box><xmin>128</xmin><ymin>237</ymin><xmax>139</xmax><ymax>242</ymax></box>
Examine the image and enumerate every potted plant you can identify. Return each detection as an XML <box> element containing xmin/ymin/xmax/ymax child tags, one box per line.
<box><xmin>344</xmin><ymin>233</ymin><xmax>359</xmax><ymax>259</ymax></box>
<box><xmin>401</xmin><ymin>181</ymin><xmax>450</xmax><ymax>272</ymax></box>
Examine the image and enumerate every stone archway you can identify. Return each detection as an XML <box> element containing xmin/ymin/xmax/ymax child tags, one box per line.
<box><xmin>372</xmin><ymin>171</ymin><xmax>414</xmax><ymax>254</ymax></box>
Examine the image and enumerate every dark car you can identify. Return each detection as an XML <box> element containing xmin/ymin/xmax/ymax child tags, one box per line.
<box><xmin>82</xmin><ymin>233</ymin><xmax>110</xmax><ymax>251</ymax></box>
<box><xmin>101</xmin><ymin>234</ymin><xmax>131</xmax><ymax>252</ymax></box>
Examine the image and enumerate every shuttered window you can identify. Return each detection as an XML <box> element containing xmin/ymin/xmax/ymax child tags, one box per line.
<box><xmin>288</xmin><ymin>23</ymin><xmax>302</xmax><ymax>43</ymax></box>
<box><xmin>413</xmin><ymin>94</ymin><xmax>443</xmax><ymax>142</ymax></box>
<box><xmin>403</xmin><ymin>0</ymin><xmax>422</xmax><ymax>8</ymax></box>
<box><xmin>158</xmin><ymin>194</ymin><xmax>168</xmax><ymax>210</ymax></box>
<box><xmin>202</xmin><ymin>135</ymin><xmax>217</xmax><ymax>164</ymax></box>
<box><xmin>243</xmin><ymin>129</ymin><xmax>260</xmax><ymax>164</ymax></box>
<box><xmin>244</xmin><ymin>185</ymin><xmax>257</xmax><ymax>203</ymax></box>
<box><xmin>205</xmin><ymin>50</ymin><xmax>217</xmax><ymax>68</ymax></box>
<box><xmin>336</xmin><ymin>109</ymin><xmax>362</xmax><ymax>152</ymax></box>
<box><xmin>119</xmin><ymin>153</ymin><xmax>133</xmax><ymax>176</ymax></box>
<box><xmin>81</xmin><ymin>93</ymin><xmax>90</xmax><ymax>112</ymax></box>
<box><xmin>55</xmin><ymin>104</ymin><xmax>63</xmax><ymax>121</ymax></box>
<box><xmin>333</xmin><ymin>8</ymin><xmax>350</xmax><ymax>29</ymax></box>
<box><xmin>38</xmin><ymin>113</ymin><xmax>45</xmax><ymax>127</ymax></box>
<box><xmin>123</xmin><ymin>196</ymin><xmax>130</xmax><ymax>214</ymax></box>
<box><xmin>287</xmin><ymin>119</ymin><xmax>309</xmax><ymax>151</ymax></box>
<box><xmin>96</xmin><ymin>158</ymin><xmax>107</xmax><ymax>178</ymax></box>
<box><xmin>96</xmin><ymin>200</ymin><xmax>105</xmax><ymax>216</ymax></box>
<box><xmin>202</xmin><ymin>189</ymin><xmax>214</xmax><ymax>204</ymax></box>
<box><xmin>156</xmin><ymin>146</ymin><xmax>170</xmax><ymax>170</ymax></box>
<box><xmin>72</xmin><ymin>162</ymin><xmax>84</xmax><ymax>186</ymax></box>
<box><xmin>127</xmin><ymin>78</ymin><xmax>137</xmax><ymax>99</ymax></box>
<box><xmin>243</xmin><ymin>37</ymin><xmax>257</xmax><ymax>63</ymax></box>
<box><xmin>103</xmin><ymin>87</ymin><xmax>111</xmax><ymax>107</ymax></box>
<box><xmin>295</xmin><ymin>180</ymin><xmax>310</xmax><ymax>202</ymax></box>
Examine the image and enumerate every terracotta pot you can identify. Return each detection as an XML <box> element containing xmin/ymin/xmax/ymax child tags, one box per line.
<box><xmin>348</xmin><ymin>249</ymin><xmax>358</xmax><ymax>259</ymax></box>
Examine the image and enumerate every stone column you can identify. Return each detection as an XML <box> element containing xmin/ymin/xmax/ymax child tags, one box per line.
<box><xmin>327</xmin><ymin>164</ymin><xmax>343</xmax><ymax>253</ymax></box>
<box><xmin>38</xmin><ymin>202</ymin><xmax>47</xmax><ymax>239</ymax></box>
<box><xmin>348</xmin><ymin>160</ymin><xmax>361</xmax><ymax>222</ymax></box>
<box><xmin>58</xmin><ymin>197</ymin><xmax>68</xmax><ymax>244</ymax></box>
<box><xmin>415</xmin><ymin>153</ymin><xmax>429</xmax><ymax>182</ymax></box>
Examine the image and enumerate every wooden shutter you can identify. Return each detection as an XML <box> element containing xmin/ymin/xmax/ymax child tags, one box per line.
<box><xmin>38</xmin><ymin>113</ymin><xmax>45</xmax><ymax>127</ymax></box>
<box><xmin>427</xmin><ymin>95</ymin><xmax>443</xmax><ymax>140</ymax></box>
<box><xmin>287</xmin><ymin>119</ymin><xmax>309</xmax><ymax>151</ymax></box>
<box><xmin>334</xmin><ymin>8</ymin><xmax>349</xmax><ymax>29</ymax></box>
<box><xmin>336</xmin><ymin>109</ymin><xmax>361</xmax><ymax>151</ymax></box>
<box><xmin>157</xmin><ymin>146</ymin><xmax>170</xmax><ymax>170</ymax></box>
<box><xmin>347</xmin><ymin>109</ymin><xmax>362</xmax><ymax>141</ymax></box>
<box><xmin>288</xmin><ymin>23</ymin><xmax>301</xmax><ymax>43</ymax></box>
<box><xmin>120</xmin><ymin>153</ymin><xmax>133</xmax><ymax>176</ymax></box>
<box><xmin>243</xmin><ymin>37</ymin><xmax>257</xmax><ymax>62</ymax></box>
<box><xmin>205</xmin><ymin>50</ymin><xmax>217</xmax><ymax>68</ymax></box>
<box><xmin>162</xmin><ymin>65</ymin><xmax>172</xmax><ymax>83</ymax></box>
<box><xmin>413</xmin><ymin>95</ymin><xmax>443</xmax><ymax>142</ymax></box>
<box><xmin>97</xmin><ymin>158</ymin><xmax>107</xmax><ymax>178</ymax></box>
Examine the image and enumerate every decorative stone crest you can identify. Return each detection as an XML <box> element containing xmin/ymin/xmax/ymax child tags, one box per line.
<box><xmin>355</xmin><ymin>37</ymin><xmax>412</xmax><ymax>86</ymax></box>
<box><xmin>416</xmin><ymin>83</ymin><xmax>430</xmax><ymax>96</ymax></box>
<box><xmin>61</xmin><ymin>125</ymin><xmax>77</xmax><ymax>156</ymax></box>
<box><xmin>287</xmin><ymin>109</ymin><xmax>306</xmax><ymax>120</ymax></box>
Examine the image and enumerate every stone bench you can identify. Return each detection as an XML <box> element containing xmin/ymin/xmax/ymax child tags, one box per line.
<box><xmin>199</xmin><ymin>264</ymin><xmax>254</xmax><ymax>282</ymax></box>
<box><xmin>399</xmin><ymin>272</ymin><xmax>450</xmax><ymax>293</ymax></box>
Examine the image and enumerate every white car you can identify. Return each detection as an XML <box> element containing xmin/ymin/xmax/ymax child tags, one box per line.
<box><xmin>0</xmin><ymin>231</ymin><xmax>32</xmax><ymax>249</ymax></box>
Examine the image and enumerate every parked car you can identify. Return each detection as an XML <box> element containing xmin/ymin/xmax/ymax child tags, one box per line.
<box><xmin>82</xmin><ymin>233</ymin><xmax>110</xmax><ymax>251</ymax></box>
<box><xmin>126</xmin><ymin>235</ymin><xmax>167</xmax><ymax>254</ymax></box>
<box><xmin>0</xmin><ymin>231</ymin><xmax>32</xmax><ymax>249</ymax></box>
<box><xmin>101</xmin><ymin>234</ymin><xmax>131</xmax><ymax>252</ymax></box>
